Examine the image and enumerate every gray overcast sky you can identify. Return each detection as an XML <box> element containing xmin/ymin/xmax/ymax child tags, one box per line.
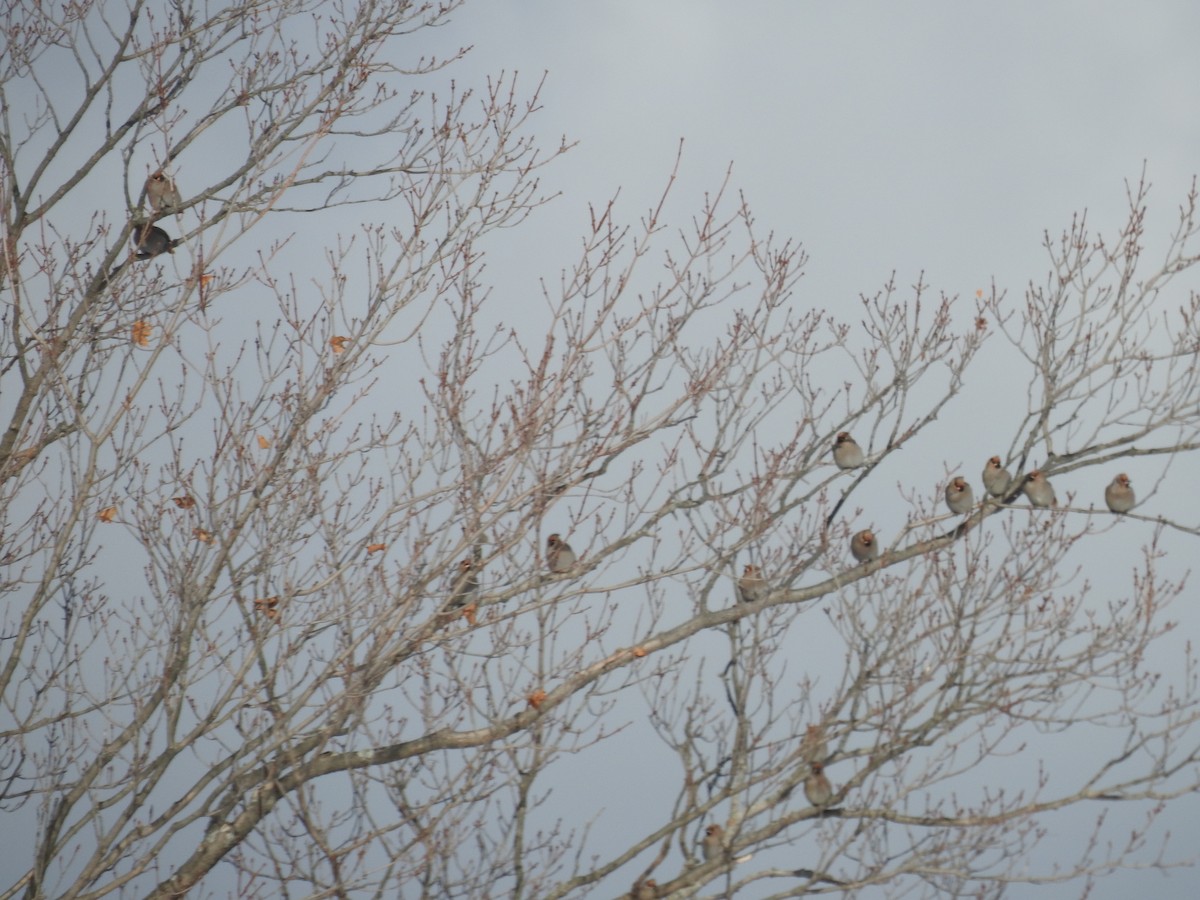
<box><xmin>417</xmin><ymin>5</ymin><xmax>1200</xmax><ymax>897</ymax></box>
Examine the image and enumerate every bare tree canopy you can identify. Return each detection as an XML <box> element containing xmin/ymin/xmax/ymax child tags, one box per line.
<box><xmin>3</xmin><ymin>2</ymin><xmax>1200</xmax><ymax>898</ymax></box>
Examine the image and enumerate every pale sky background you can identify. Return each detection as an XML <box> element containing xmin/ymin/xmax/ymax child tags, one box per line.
<box><xmin>415</xmin><ymin>4</ymin><xmax>1200</xmax><ymax>898</ymax></box>
<box><xmin>7</xmin><ymin>2</ymin><xmax>1200</xmax><ymax>897</ymax></box>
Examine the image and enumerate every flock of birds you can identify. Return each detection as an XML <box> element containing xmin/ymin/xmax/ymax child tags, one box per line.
<box><xmin>738</xmin><ymin>432</ymin><xmax>1137</xmax><ymax>599</ymax></box>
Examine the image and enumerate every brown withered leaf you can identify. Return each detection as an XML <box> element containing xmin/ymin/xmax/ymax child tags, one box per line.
<box><xmin>254</xmin><ymin>597</ymin><xmax>280</xmax><ymax>621</ymax></box>
<box><xmin>366</xmin><ymin>542</ymin><xmax>386</xmax><ymax>554</ymax></box>
<box><xmin>632</xmin><ymin>646</ymin><xmax>648</xmax><ymax>658</ymax></box>
<box><xmin>256</xmin><ymin>435</ymin><xmax>272</xmax><ymax>449</ymax></box>
<box><xmin>172</xmin><ymin>496</ymin><xmax>196</xmax><ymax>509</ymax></box>
<box><xmin>329</xmin><ymin>335</ymin><xmax>350</xmax><ymax>354</ymax></box>
<box><xmin>194</xmin><ymin>528</ymin><xmax>213</xmax><ymax>543</ymax></box>
<box><xmin>527</xmin><ymin>689</ymin><xmax>547</xmax><ymax>710</ymax></box>
<box><xmin>131</xmin><ymin>320</ymin><xmax>153</xmax><ymax>347</ymax></box>
<box><xmin>97</xmin><ymin>506</ymin><xmax>117</xmax><ymax>523</ymax></box>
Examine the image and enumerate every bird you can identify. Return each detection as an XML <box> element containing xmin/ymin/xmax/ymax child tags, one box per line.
<box><xmin>546</xmin><ymin>533</ymin><xmax>576</xmax><ymax>573</ymax></box>
<box><xmin>1105</xmin><ymin>473</ymin><xmax>1135</xmax><ymax>513</ymax></box>
<box><xmin>799</xmin><ymin>723</ymin><xmax>828</xmax><ymax>764</ymax></box>
<box><xmin>145</xmin><ymin>171</ymin><xmax>182</xmax><ymax>213</ymax></box>
<box><xmin>447</xmin><ymin>558</ymin><xmax>479</xmax><ymax>608</ymax></box>
<box><xmin>850</xmin><ymin>529</ymin><xmax>879</xmax><ymax>563</ymax></box>
<box><xmin>804</xmin><ymin>761</ymin><xmax>834</xmax><ymax>807</ymax></box>
<box><xmin>132</xmin><ymin>222</ymin><xmax>175</xmax><ymax>259</ymax></box>
<box><xmin>982</xmin><ymin>456</ymin><xmax>1011</xmax><ymax>498</ymax></box>
<box><xmin>944</xmin><ymin>476</ymin><xmax>974</xmax><ymax>514</ymax></box>
<box><xmin>701</xmin><ymin>823</ymin><xmax>725</xmax><ymax>862</ymax></box>
<box><xmin>1021</xmin><ymin>470</ymin><xmax>1057</xmax><ymax>508</ymax></box>
<box><xmin>737</xmin><ymin>564</ymin><xmax>768</xmax><ymax>603</ymax></box>
<box><xmin>631</xmin><ymin>879</ymin><xmax>658</xmax><ymax>900</ymax></box>
<box><xmin>832</xmin><ymin>432</ymin><xmax>865</xmax><ymax>469</ymax></box>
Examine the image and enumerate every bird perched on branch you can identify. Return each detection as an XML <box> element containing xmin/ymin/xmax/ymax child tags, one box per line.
<box><xmin>701</xmin><ymin>823</ymin><xmax>725</xmax><ymax>862</ymax></box>
<box><xmin>1022</xmin><ymin>470</ymin><xmax>1057</xmax><ymax>508</ymax></box>
<box><xmin>945</xmin><ymin>476</ymin><xmax>974</xmax><ymax>514</ymax></box>
<box><xmin>1105</xmin><ymin>473</ymin><xmax>1135</xmax><ymax>513</ymax></box>
<box><xmin>850</xmin><ymin>529</ymin><xmax>879</xmax><ymax>563</ymax></box>
<box><xmin>132</xmin><ymin>222</ymin><xmax>177</xmax><ymax>259</ymax></box>
<box><xmin>737</xmin><ymin>564</ymin><xmax>768</xmax><ymax>603</ymax></box>
<box><xmin>546</xmin><ymin>533</ymin><xmax>576</xmax><ymax>573</ymax></box>
<box><xmin>447</xmin><ymin>558</ymin><xmax>479</xmax><ymax>608</ymax></box>
<box><xmin>982</xmin><ymin>456</ymin><xmax>1011</xmax><ymax>498</ymax></box>
<box><xmin>832</xmin><ymin>432</ymin><xmax>864</xmax><ymax>469</ymax></box>
<box><xmin>145</xmin><ymin>171</ymin><xmax>182</xmax><ymax>213</ymax></box>
<box><xmin>804</xmin><ymin>761</ymin><xmax>834</xmax><ymax>807</ymax></box>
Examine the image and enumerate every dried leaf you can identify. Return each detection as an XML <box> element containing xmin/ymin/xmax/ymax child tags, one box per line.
<box><xmin>254</xmin><ymin>597</ymin><xmax>280</xmax><ymax>620</ymax></box>
<box><xmin>329</xmin><ymin>335</ymin><xmax>350</xmax><ymax>354</ymax></box>
<box><xmin>173</xmin><ymin>496</ymin><xmax>196</xmax><ymax>509</ymax></box>
<box><xmin>632</xmin><ymin>646</ymin><xmax>647</xmax><ymax>658</ymax></box>
<box><xmin>527</xmin><ymin>689</ymin><xmax>547</xmax><ymax>710</ymax></box>
<box><xmin>97</xmin><ymin>506</ymin><xmax>117</xmax><ymax>523</ymax></box>
<box><xmin>131</xmin><ymin>320</ymin><xmax>153</xmax><ymax>347</ymax></box>
<box><xmin>194</xmin><ymin>528</ymin><xmax>212</xmax><ymax>543</ymax></box>
<box><xmin>462</xmin><ymin>603</ymin><xmax>478</xmax><ymax>626</ymax></box>
<box><xmin>257</xmin><ymin>435</ymin><xmax>272</xmax><ymax>449</ymax></box>
<box><xmin>366</xmin><ymin>542</ymin><xmax>386</xmax><ymax>554</ymax></box>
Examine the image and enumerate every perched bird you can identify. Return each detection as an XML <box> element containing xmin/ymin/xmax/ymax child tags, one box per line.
<box><xmin>804</xmin><ymin>761</ymin><xmax>834</xmax><ymax>808</ymax></box>
<box><xmin>447</xmin><ymin>558</ymin><xmax>479</xmax><ymax>608</ymax></box>
<box><xmin>944</xmin><ymin>476</ymin><xmax>974</xmax><ymax>514</ymax></box>
<box><xmin>631</xmin><ymin>879</ymin><xmax>658</xmax><ymax>900</ymax></box>
<box><xmin>1021</xmin><ymin>470</ymin><xmax>1057</xmax><ymax>508</ymax></box>
<box><xmin>737</xmin><ymin>564</ymin><xmax>768</xmax><ymax>603</ymax></box>
<box><xmin>799</xmin><ymin>723</ymin><xmax>828</xmax><ymax>764</ymax></box>
<box><xmin>132</xmin><ymin>222</ymin><xmax>175</xmax><ymax>259</ymax></box>
<box><xmin>701</xmin><ymin>823</ymin><xmax>725</xmax><ymax>862</ymax></box>
<box><xmin>546</xmin><ymin>533</ymin><xmax>576</xmax><ymax>573</ymax></box>
<box><xmin>832</xmin><ymin>432</ymin><xmax>865</xmax><ymax>469</ymax></box>
<box><xmin>850</xmin><ymin>529</ymin><xmax>879</xmax><ymax>564</ymax></box>
<box><xmin>145</xmin><ymin>171</ymin><xmax>182</xmax><ymax>213</ymax></box>
<box><xmin>1105</xmin><ymin>473</ymin><xmax>1135</xmax><ymax>514</ymax></box>
<box><xmin>982</xmin><ymin>456</ymin><xmax>1011</xmax><ymax>498</ymax></box>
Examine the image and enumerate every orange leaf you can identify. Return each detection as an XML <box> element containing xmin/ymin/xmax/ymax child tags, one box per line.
<box><xmin>193</xmin><ymin>528</ymin><xmax>212</xmax><ymax>543</ymax></box>
<box><xmin>632</xmin><ymin>646</ymin><xmax>647</xmax><ymax>658</ymax></box>
<box><xmin>173</xmin><ymin>495</ymin><xmax>196</xmax><ymax>509</ymax></box>
<box><xmin>976</xmin><ymin>288</ymin><xmax>984</xmax><ymax>299</ymax></box>
<box><xmin>462</xmin><ymin>603</ymin><xmax>478</xmax><ymax>626</ymax></box>
<box><xmin>131</xmin><ymin>320</ymin><xmax>153</xmax><ymax>347</ymax></box>
<box><xmin>329</xmin><ymin>335</ymin><xmax>350</xmax><ymax>354</ymax></box>
<box><xmin>366</xmin><ymin>542</ymin><xmax>386</xmax><ymax>553</ymax></box>
<box><xmin>254</xmin><ymin>597</ymin><xmax>280</xmax><ymax>620</ymax></box>
<box><xmin>527</xmin><ymin>689</ymin><xmax>547</xmax><ymax>710</ymax></box>
<box><xmin>97</xmin><ymin>506</ymin><xmax>117</xmax><ymax>523</ymax></box>
<box><xmin>257</xmin><ymin>435</ymin><xmax>272</xmax><ymax>449</ymax></box>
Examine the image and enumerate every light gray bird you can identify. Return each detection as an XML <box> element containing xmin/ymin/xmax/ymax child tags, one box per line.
<box><xmin>832</xmin><ymin>432</ymin><xmax>865</xmax><ymax>469</ymax></box>
<box><xmin>945</xmin><ymin>476</ymin><xmax>974</xmax><ymax>514</ymax></box>
<box><xmin>145</xmin><ymin>171</ymin><xmax>182</xmax><ymax>213</ymax></box>
<box><xmin>631</xmin><ymin>879</ymin><xmax>658</xmax><ymax>900</ymax></box>
<box><xmin>447</xmin><ymin>558</ymin><xmax>479</xmax><ymax>608</ymax></box>
<box><xmin>1105</xmin><ymin>473</ymin><xmax>1135</xmax><ymax>513</ymax></box>
<box><xmin>1022</xmin><ymin>470</ymin><xmax>1057</xmax><ymax>508</ymax></box>
<box><xmin>701</xmin><ymin>823</ymin><xmax>725</xmax><ymax>862</ymax></box>
<box><xmin>546</xmin><ymin>533</ymin><xmax>576</xmax><ymax>573</ymax></box>
<box><xmin>737</xmin><ymin>564</ymin><xmax>768</xmax><ymax>603</ymax></box>
<box><xmin>804</xmin><ymin>761</ymin><xmax>834</xmax><ymax>807</ymax></box>
<box><xmin>982</xmin><ymin>456</ymin><xmax>1011</xmax><ymax>498</ymax></box>
<box><xmin>850</xmin><ymin>529</ymin><xmax>879</xmax><ymax>563</ymax></box>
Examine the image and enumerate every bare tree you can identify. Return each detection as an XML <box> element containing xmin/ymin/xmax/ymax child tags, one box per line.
<box><xmin>4</xmin><ymin>2</ymin><xmax>1200</xmax><ymax>898</ymax></box>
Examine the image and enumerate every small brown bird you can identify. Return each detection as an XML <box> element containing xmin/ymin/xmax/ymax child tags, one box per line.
<box><xmin>546</xmin><ymin>533</ymin><xmax>576</xmax><ymax>573</ymax></box>
<box><xmin>132</xmin><ymin>222</ymin><xmax>175</xmax><ymax>259</ymax></box>
<box><xmin>631</xmin><ymin>879</ymin><xmax>658</xmax><ymax>900</ymax></box>
<box><xmin>804</xmin><ymin>761</ymin><xmax>834</xmax><ymax>807</ymax></box>
<box><xmin>799</xmin><ymin>723</ymin><xmax>828</xmax><ymax>764</ymax></box>
<box><xmin>737</xmin><ymin>564</ymin><xmax>768</xmax><ymax>603</ymax></box>
<box><xmin>832</xmin><ymin>432</ymin><xmax>865</xmax><ymax>469</ymax></box>
<box><xmin>701</xmin><ymin>823</ymin><xmax>725</xmax><ymax>862</ymax></box>
<box><xmin>145</xmin><ymin>171</ymin><xmax>182</xmax><ymax>213</ymax></box>
<box><xmin>447</xmin><ymin>558</ymin><xmax>479</xmax><ymax>608</ymax></box>
<box><xmin>944</xmin><ymin>476</ymin><xmax>974</xmax><ymax>515</ymax></box>
<box><xmin>1022</xmin><ymin>470</ymin><xmax>1057</xmax><ymax>508</ymax></box>
<box><xmin>982</xmin><ymin>456</ymin><xmax>1011</xmax><ymax>498</ymax></box>
<box><xmin>1105</xmin><ymin>473</ymin><xmax>1135</xmax><ymax>513</ymax></box>
<box><xmin>850</xmin><ymin>529</ymin><xmax>879</xmax><ymax>563</ymax></box>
